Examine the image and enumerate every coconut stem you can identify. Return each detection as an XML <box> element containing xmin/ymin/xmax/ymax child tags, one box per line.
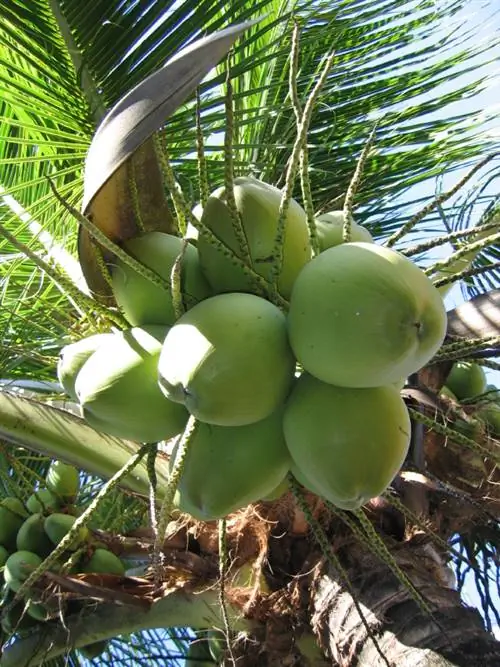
<box><xmin>147</xmin><ymin>443</ymin><xmax>161</xmax><ymax>587</ymax></box>
<box><xmin>425</xmin><ymin>232</ymin><xmax>500</xmax><ymax>276</ymax></box>
<box><xmin>403</xmin><ymin>222</ymin><xmax>499</xmax><ymax>258</ymax></box>
<box><xmin>342</xmin><ymin>122</ymin><xmax>378</xmax><ymax>243</ymax></box>
<box><xmin>270</xmin><ymin>48</ymin><xmax>336</xmax><ymax>295</ymax></box>
<box><xmin>386</xmin><ymin>153</ymin><xmax>498</xmax><ymax>248</ymax></box>
<box><xmin>433</xmin><ymin>260</ymin><xmax>500</xmax><ymax>289</ymax></box>
<box><xmin>407</xmin><ymin>407</ymin><xmax>499</xmax><ymax>465</ymax></box>
<box><xmin>153</xmin><ymin>134</ymin><xmax>186</xmax><ymax>235</ymax></box>
<box><xmin>170</xmin><ymin>239</ymin><xmax>189</xmax><ymax>320</ymax></box>
<box><xmin>128</xmin><ymin>159</ymin><xmax>145</xmax><ymax>233</ymax></box>
<box><xmin>432</xmin><ymin>335</ymin><xmax>500</xmax><ymax>363</ymax></box>
<box><xmin>153</xmin><ymin>415</ymin><xmax>198</xmax><ymax>581</ymax></box>
<box><xmin>196</xmin><ymin>87</ymin><xmax>210</xmax><ymax>209</ymax></box>
<box><xmin>223</xmin><ymin>57</ymin><xmax>251</xmax><ymax>262</ymax></box>
<box><xmin>0</xmin><ymin>215</ymin><xmax>124</xmax><ymax>329</ymax></box>
<box><xmin>289</xmin><ymin>21</ymin><xmax>319</xmax><ymax>256</ymax></box>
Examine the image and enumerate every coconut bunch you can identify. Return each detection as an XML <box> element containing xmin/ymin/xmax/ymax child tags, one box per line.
<box><xmin>441</xmin><ymin>362</ymin><xmax>500</xmax><ymax>438</ymax></box>
<box><xmin>0</xmin><ymin>460</ymin><xmax>125</xmax><ymax>641</ymax></box>
<box><xmin>59</xmin><ymin>176</ymin><xmax>449</xmax><ymax>519</ymax></box>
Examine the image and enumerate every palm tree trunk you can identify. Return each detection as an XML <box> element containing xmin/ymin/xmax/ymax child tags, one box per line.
<box><xmin>310</xmin><ymin>541</ymin><xmax>499</xmax><ymax>667</ymax></box>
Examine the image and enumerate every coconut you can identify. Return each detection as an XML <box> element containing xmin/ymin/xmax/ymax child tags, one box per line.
<box><xmin>76</xmin><ymin>325</ymin><xmax>188</xmax><ymax>442</ymax></box>
<box><xmin>0</xmin><ymin>498</ymin><xmax>28</xmax><ymax>551</ymax></box>
<box><xmin>46</xmin><ymin>461</ymin><xmax>80</xmax><ymax>500</ymax></box>
<box><xmin>287</xmin><ymin>242</ymin><xmax>447</xmax><ymax>388</ymax></box>
<box><xmin>26</xmin><ymin>488</ymin><xmax>62</xmax><ymax>515</ymax></box>
<box><xmin>283</xmin><ymin>374</ymin><xmax>411</xmax><ymax>510</ymax></box>
<box><xmin>172</xmin><ymin>409</ymin><xmax>291</xmax><ymax>521</ymax></box>
<box><xmin>57</xmin><ymin>333</ymin><xmax>113</xmax><ymax>400</ymax></box>
<box><xmin>4</xmin><ymin>550</ymin><xmax>43</xmax><ymax>589</ymax></box>
<box><xmin>314</xmin><ymin>211</ymin><xmax>373</xmax><ymax>251</ymax></box>
<box><xmin>197</xmin><ymin>176</ymin><xmax>311</xmax><ymax>299</ymax></box>
<box><xmin>445</xmin><ymin>361</ymin><xmax>486</xmax><ymax>401</ymax></box>
<box><xmin>111</xmin><ymin>232</ymin><xmax>211</xmax><ymax>327</ymax></box>
<box><xmin>82</xmin><ymin>548</ymin><xmax>125</xmax><ymax>576</ymax></box>
<box><xmin>158</xmin><ymin>292</ymin><xmax>295</xmax><ymax>426</ymax></box>
<box><xmin>16</xmin><ymin>514</ymin><xmax>54</xmax><ymax>558</ymax></box>
<box><xmin>44</xmin><ymin>513</ymin><xmax>88</xmax><ymax>550</ymax></box>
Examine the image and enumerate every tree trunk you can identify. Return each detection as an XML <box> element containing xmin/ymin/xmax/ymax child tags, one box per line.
<box><xmin>310</xmin><ymin>541</ymin><xmax>499</xmax><ymax>667</ymax></box>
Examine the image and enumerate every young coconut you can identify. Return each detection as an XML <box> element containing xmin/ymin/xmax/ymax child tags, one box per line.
<box><xmin>287</xmin><ymin>242</ymin><xmax>447</xmax><ymax>388</ymax></box>
<box><xmin>46</xmin><ymin>461</ymin><xmax>80</xmax><ymax>501</ymax></box>
<box><xmin>44</xmin><ymin>514</ymin><xmax>88</xmax><ymax>550</ymax></box>
<box><xmin>445</xmin><ymin>361</ymin><xmax>486</xmax><ymax>401</ymax></box>
<box><xmin>82</xmin><ymin>548</ymin><xmax>126</xmax><ymax>576</ymax></box>
<box><xmin>76</xmin><ymin>326</ymin><xmax>188</xmax><ymax>442</ymax></box>
<box><xmin>0</xmin><ymin>498</ymin><xmax>28</xmax><ymax>551</ymax></box>
<box><xmin>283</xmin><ymin>374</ymin><xmax>411</xmax><ymax>510</ymax></box>
<box><xmin>197</xmin><ymin>176</ymin><xmax>311</xmax><ymax>299</ymax></box>
<box><xmin>26</xmin><ymin>488</ymin><xmax>62</xmax><ymax>515</ymax></box>
<box><xmin>16</xmin><ymin>514</ymin><xmax>54</xmax><ymax>558</ymax></box>
<box><xmin>0</xmin><ymin>545</ymin><xmax>8</xmax><ymax>568</ymax></box>
<box><xmin>171</xmin><ymin>409</ymin><xmax>291</xmax><ymax>521</ymax></box>
<box><xmin>477</xmin><ymin>384</ymin><xmax>500</xmax><ymax>438</ymax></box>
<box><xmin>314</xmin><ymin>211</ymin><xmax>373</xmax><ymax>252</ymax></box>
<box><xmin>57</xmin><ymin>333</ymin><xmax>114</xmax><ymax>400</ymax></box>
<box><xmin>111</xmin><ymin>232</ymin><xmax>211</xmax><ymax>327</ymax></box>
<box><xmin>4</xmin><ymin>551</ymin><xmax>43</xmax><ymax>591</ymax></box>
<box><xmin>158</xmin><ymin>292</ymin><xmax>296</xmax><ymax>426</ymax></box>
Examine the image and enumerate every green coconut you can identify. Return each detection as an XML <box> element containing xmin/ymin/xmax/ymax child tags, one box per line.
<box><xmin>82</xmin><ymin>548</ymin><xmax>126</xmax><ymax>576</ymax></box>
<box><xmin>57</xmin><ymin>333</ymin><xmax>113</xmax><ymax>400</ymax></box>
<box><xmin>46</xmin><ymin>461</ymin><xmax>80</xmax><ymax>501</ymax></box>
<box><xmin>314</xmin><ymin>211</ymin><xmax>373</xmax><ymax>252</ymax></box>
<box><xmin>26</xmin><ymin>488</ymin><xmax>62</xmax><ymax>515</ymax></box>
<box><xmin>0</xmin><ymin>498</ymin><xmax>28</xmax><ymax>551</ymax></box>
<box><xmin>287</xmin><ymin>242</ymin><xmax>447</xmax><ymax>388</ymax></box>
<box><xmin>26</xmin><ymin>601</ymin><xmax>51</xmax><ymax>622</ymax></box>
<box><xmin>480</xmin><ymin>403</ymin><xmax>500</xmax><ymax>438</ymax></box>
<box><xmin>172</xmin><ymin>410</ymin><xmax>291</xmax><ymax>521</ymax></box>
<box><xmin>44</xmin><ymin>513</ymin><xmax>88</xmax><ymax>550</ymax></box>
<box><xmin>16</xmin><ymin>514</ymin><xmax>54</xmax><ymax>558</ymax></box>
<box><xmin>478</xmin><ymin>384</ymin><xmax>500</xmax><ymax>438</ymax></box>
<box><xmin>75</xmin><ymin>325</ymin><xmax>188</xmax><ymax>442</ymax></box>
<box><xmin>445</xmin><ymin>362</ymin><xmax>487</xmax><ymax>401</ymax></box>
<box><xmin>0</xmin><ymin>545</ymin><xmax>9</xmax><ymax>572</ymax></box>
<box><xmin>4</xmin><ymin>551</ymin><xmax>42</xmax><ymax>589</ymax></box>
<box><xmin>111</xmin><ymin>232</ymin><xmax>211</xmax><ymax>327</ymax></box>
<box><xmin>197</xmin><ymin>176</ymin><xmax>311</xmax><ymax>299</ymax></box>
<box><xmin>158</xmin><ymin>293</ymin><xmax>296</xmax><ymax>426</ymax></box>
<box><xmin>283</xmin><ymin>374</ymin><xmax>411</xmax><ymax>510</ymax></box>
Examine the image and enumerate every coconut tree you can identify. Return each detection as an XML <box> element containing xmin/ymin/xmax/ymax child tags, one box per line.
<box><xmin>0</xmin><ymin>0</ymin><xmax>499</xmax><ymax>665</ymax></box>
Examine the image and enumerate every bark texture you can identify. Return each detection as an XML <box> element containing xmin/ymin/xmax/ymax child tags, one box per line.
<box><xmin>310</xmin><ymin>541</ymin><xmax>499</xmax><ymax>667</ymax></box>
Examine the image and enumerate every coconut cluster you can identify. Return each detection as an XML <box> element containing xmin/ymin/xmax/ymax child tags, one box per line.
<box><xmin>441</xmin><ymin>362</ymin><xmax>500</xmax><ymax>438</ymax></box>
<box><xmin>59</xmin><ymin>177</ymin><xmax>449</xmax><ymax>519</ymax></box>
<box><xmin>0</xmin><ymin>460</ymin><xmax>124</xmax><ymax>645</ymax></box>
